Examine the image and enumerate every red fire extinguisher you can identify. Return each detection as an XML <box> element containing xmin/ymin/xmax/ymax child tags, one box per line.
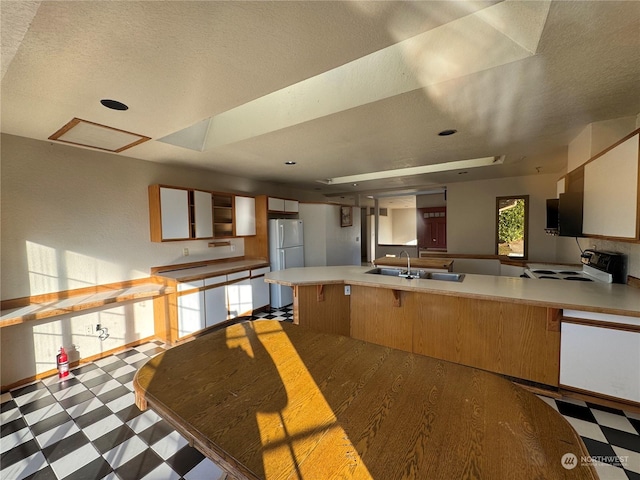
<box><xmin>57</xmin><ymin>347</ymin><xmax>69</xmax><ymax>378</ymax></box>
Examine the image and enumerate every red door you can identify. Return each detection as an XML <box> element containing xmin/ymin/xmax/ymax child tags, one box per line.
<box><xmin>417</xmin><ymin>207</ymin><xmax>447</xmax><ymax>250</ymax></box>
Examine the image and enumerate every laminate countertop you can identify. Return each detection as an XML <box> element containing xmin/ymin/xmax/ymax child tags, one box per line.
<box><xmin>134</xmin><ymin>320</ymin><xmax>596</xmax><ymax>480</ymax></box>
<box><xmin>265</xmin><ymin>266</ymin><xmax>640</xmax><ymax>317</ymax></box>
<box><xmin>153</xmin><ymin>259</ymin><xmax>269</xmax><ymax>283</ymax></box>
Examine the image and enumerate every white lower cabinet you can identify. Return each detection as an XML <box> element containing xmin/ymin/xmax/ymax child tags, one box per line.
<box><xmin>561</xmin><ymin>322</ymin><xmax>640</xmax><ymax>403</ymax></box>
<box><xmin>175</xmin><ymin>267</ymin><xmax>269</xmax><ymax>339</ymax></box>
<box><xmin>177</xmin><ymin>280</ymin><xmax>205</xmax><ymax>337</ymax></box>
<box><xmin>204</xmin><ymin>275</ymin><xmax>228</xmax><ymax>328</ymax></box>
<box><xmin>227</xmin><ymin>270</ymin><xmax>252</xmax><ymax>318</ymax></box>
<box><xmin>251</xmin><ymin>267</ymin><xmax>271</xmax><ymax>310</ymax></box>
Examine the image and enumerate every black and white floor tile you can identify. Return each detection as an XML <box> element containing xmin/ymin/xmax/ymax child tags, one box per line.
<box><xmin>536</xmin><ymin>396</ymin><xmax>640</xmax><ymax>480</ymax></box>
<box><xmin>2</xmin><ymin>306</ymin><xmax>638</xmax><ymax>480</ymax></box>
<box><xmin>1</xmin><ymin>341</ymin><xmax>226</xmax><ymax>480</ymax></box>
<box><xmin>250</xmin><ymin>305</ymin><xmax>294</xmax><ymax>322</ymax></box>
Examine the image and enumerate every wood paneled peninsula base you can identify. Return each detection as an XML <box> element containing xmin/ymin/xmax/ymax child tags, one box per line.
<box><xmin>266</xmin><ymin>265</ymin><xmax>639</xmax><ymax>392</ymax></box>
<box><xmin>134</xmin><ymin>321</ymin><xmax>596</xmax><ymax>480</ymax></box>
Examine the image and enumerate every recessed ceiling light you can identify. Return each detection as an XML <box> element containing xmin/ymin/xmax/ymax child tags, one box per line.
<box><xmin>352</xmin><ymin>183</ymin><xmax>358</xmax><ymax>186</ymax></box>
<box><xmin>438</xmin><ymin>129</ymin><xmax>458</xmax><ymax>136</ymax></box>
<box><xmin>100</xmin><ymin>99</ymin><xmax>128</xmax><ymax>111</ymax></box>
<box><xmin>284</xmin><ymin>161</ymin><xmax>296</xmax><ymax>165</ymax></box>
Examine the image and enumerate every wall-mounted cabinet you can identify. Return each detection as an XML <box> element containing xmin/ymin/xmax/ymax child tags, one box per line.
<box><xmin>149</xmin><ymin>185</ymin><xmax>257</xmax><ymax>242</ymax></box>
<box><xmin>159</xmin><ymin>187</ymin><xmax>190</xmax><ymax>240</ymax></box>
<box><xmin>192</xmin><ymin>190</ymin><xmax>213</xmax><ymax>239</ymax></box>
<box><xmin>558</xmin><ymin>128</ymin><xmax>639</xmax><ymax>242</ymax></box>
<box><xmin>582</xmin><ymin>132</ymin><xmax>639</xmax><ymax>239</ymax></box>
<box><xmin>212</xmin><ymin>193</ymin><xmax>234</xmax><ymax>238</ymax></box>
<box><xmin>268</xmin><ymin>196</ymin><xmax>299</xmax><ymax>213</ymax></box>
<box><xmin>235</xmin><ymin>195</ymin><xmax>256</xmax><ymax>236</ymax></box>
<box><xmin>150</xmin><ymin>185</ymin><xmax>214</xmax><ymax>242</ymax></box>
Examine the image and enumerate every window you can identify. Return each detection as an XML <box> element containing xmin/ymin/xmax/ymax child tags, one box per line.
<box><xmin>496</xmin><ymin>195</ymin><xmax>529</xmax><ymax>258</ymax></box>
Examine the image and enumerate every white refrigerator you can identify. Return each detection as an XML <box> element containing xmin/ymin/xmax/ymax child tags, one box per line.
<box><xmin>269</xmin><ymin>219</ymin><xmax>304</xmax><ymax>308</ymax></box>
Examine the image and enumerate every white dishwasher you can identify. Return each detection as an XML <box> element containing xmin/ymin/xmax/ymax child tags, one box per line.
<box><xmin>560</xmin><ymin>311</ymin><xmax>640</xmax><ymax>403</ymax></box>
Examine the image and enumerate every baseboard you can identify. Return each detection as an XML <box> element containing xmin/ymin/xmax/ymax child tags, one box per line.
<box><xmin>1</xmin><ymin>335</ymin><xmax>159</xmax><ymax>393</ymax></box>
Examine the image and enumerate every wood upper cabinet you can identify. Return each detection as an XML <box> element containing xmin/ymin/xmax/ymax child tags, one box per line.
<box><xmin>212</xmin><ymin>193</ymin><xmax>234</xmax><ymax>238</ymax></box>
<box><xmin>582</xmin><ymin>131</ymin><xmax>639</xmax><ymax>239</ymax></box>
<box><xmin>234</xmin><ymin>195</ymin><xmax>256</xmax><ymax>236</ymax></box>
<box><xmin>149</xmin><ymin>185</ymin><xmax>214</xmax><ymax>242</ymax></box>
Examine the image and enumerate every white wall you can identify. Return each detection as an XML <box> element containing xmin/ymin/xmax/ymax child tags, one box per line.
<box><xmin>446</xmin><ymin>173</ymin><xmax>559</xmax><ymax>262</ymax></box>
<box><xmin>299</xmin><ymin>203</ymin><xmax>361</xmax><ymax>266</ymax></box>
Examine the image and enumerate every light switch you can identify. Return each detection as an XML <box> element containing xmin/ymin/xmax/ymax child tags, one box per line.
<box><xmin>344</xmin><ymin>285</ymin><xmax>351</xmax><ymax>295</ymax></box>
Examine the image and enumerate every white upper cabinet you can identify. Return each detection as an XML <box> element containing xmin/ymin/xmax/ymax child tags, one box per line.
<box><xmin>582</xmin><ymin>132</ymin><xmax>639</xmax><ymax>238</ymax></box>
<box><xmin>150</xmin><ymin>186</ymin><xmax>213</xmax><ymax>241</ymax></box>
<box><xmin>268</xmin><ymin>197</ymin><xmax>285</xmax><ymax>212</ymax></box>
<box><xmin>193</xmin><ymin>190</ymin><xmax>213</xmax><ymax>238</ymax></box>
<box><xmin>235</xmin><ymin>195</ymin><xmax>256</xmax><ymax>236</ymax></box>
<box><xmin>268</xmin><ymin>197</ymin><xmax>299</xmax><ymax>213</ymax></box>
<box><xmin>160</xmin><ymin>187</ymin><xmax>190</xmax><ymax>240</ymax></box>
<box><xmin>284</xmin><ymin>199</ymin><xmax>299</xmax><ymax>213</ymax></box>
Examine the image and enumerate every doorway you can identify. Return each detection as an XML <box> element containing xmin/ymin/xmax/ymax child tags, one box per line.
<box><xmin>417</xmin><ymin>207</ymin><xmax>447</xmax><ymax>251</ymax></box>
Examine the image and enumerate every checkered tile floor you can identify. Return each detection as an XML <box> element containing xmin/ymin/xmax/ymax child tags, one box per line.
<box><xmin>2</xmin><ymin>306</ymin><xmax>638</xmax><ymax>479</ymax></box>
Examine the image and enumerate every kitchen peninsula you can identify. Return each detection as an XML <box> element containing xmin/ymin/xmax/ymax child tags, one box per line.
<box><xmin>265</xmin><ymin>266</ymin><xmax>640</xmax><ymax>406</ymax></box>
<box><xmin>134</xmin><ymin>320</ymin><xmax>597</xmax><ymax>480</ymax></box>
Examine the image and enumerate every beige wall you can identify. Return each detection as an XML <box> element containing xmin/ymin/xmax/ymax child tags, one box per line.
<box><xmin>557</xmin><ymin>116</ymin><xmax>640</xmax><ymax>277</ymax></box>
<box><xmin>1</xmin><ymin>134</ymin><xmax>321</xmax><ymax>299</ymax></box>
<box><xmin>1</xmin><ymin>301</ymin><xmax>155</xmax><ymax>386</ymax></box>
<box><xmin>298</xmin><ymin>203</ymin><xmax>362</xmax><ymax>267</ymax></box>
<box><xmin>377</xmin><ymin>210</ymin><xmax>393</xmax><ymax>245</ymax></box>
<box><xmin>391</xmin><ymin>208</ymin><xmax>417</xmax><ymax>245</ymax></box>
<box><xmin>446</xmin><ymin>173</ymin><xmax>559</xmax><ymax>262</ymax></box>
<box><xmin>0</xmin><ymin>133</ymin><xmax>322</xmax><ymax>386</ymax></box>
<box><xmin>416</xmin><ymin>193</ymin><xmax>446</xmax><ymax>208</ymax></box>
<box><xmin>567</xmin><ymin>116</ymin><xmax>637</xmax><ymax>171</ymax></box>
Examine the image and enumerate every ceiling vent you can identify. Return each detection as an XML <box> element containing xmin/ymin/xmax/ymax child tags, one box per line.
<box><xmin>48</xmin><ymin>118</ymin><xmax>150</xmax><ymax>153</ymax></box>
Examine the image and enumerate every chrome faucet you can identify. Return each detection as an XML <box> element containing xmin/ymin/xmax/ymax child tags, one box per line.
<box><xmin>399</xmin><ymin>250</ymin><xmax>411</xmax><ymax>276</ymax></box>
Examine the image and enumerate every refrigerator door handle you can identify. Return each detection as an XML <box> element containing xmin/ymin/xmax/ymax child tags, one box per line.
<box><xmin>280</xmin><ymin>250</ymin><xmax>286</xmax><ymax>269</ymax></box>
<box><xmin>279</xmin><ymin>224</ymin><xmax>284</xmax><ymax>248</ymax></box>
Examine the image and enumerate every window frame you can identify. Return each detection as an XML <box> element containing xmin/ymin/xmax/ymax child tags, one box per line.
<box><xmin>495</xmin><ymin>195</ymin><xmax>529</xmax><ymax>259</ymax></box>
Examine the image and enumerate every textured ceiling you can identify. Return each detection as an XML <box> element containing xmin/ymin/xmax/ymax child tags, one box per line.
<box><xmin>1</xmin><ymin>1</ymin><xmax>639</xmax><ymax>198</ymax></box>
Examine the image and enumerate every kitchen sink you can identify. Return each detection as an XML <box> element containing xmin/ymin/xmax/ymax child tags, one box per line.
<box><xmin>365</xmin><ymin>267</ymin><xmax>404</xmax><ymax>277</ymax></box>
<box><xmin>421</xmin><ymin>272</ymin><xmax>465</xmax><ymax>282</ymax></box>
<box><xmin>365</xmin><ymin>268</ymin><xmax>465</xmax><ymax>282</ymax></box>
